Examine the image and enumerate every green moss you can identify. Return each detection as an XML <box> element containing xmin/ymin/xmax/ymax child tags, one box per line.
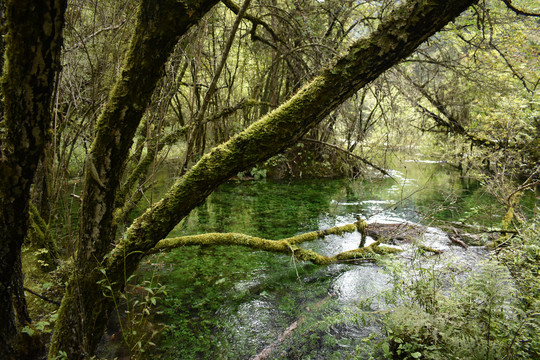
<box><xmin>26</xmin><ymin>204</ymin><xmax>58</xmax><ymax>271</ymax></box>
<box><xmin>417</xmin><ymin>244</ymin><xmax>443</xmax><ymax>254</ymax></box>
<box><xmin>334</xmin><ymin>241</ymin><xmax>403</xmax><ymax>262</ymax></box>
<box><xmin>152</xmin><ymin>220</ymin><xmax>379</xmax><ymax>266</ymax></box>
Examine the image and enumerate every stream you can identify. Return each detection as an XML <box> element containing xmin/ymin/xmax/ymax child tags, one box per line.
<box><xmin>112</xmin><ymin>160</ymin><xmax>511</xmax><ymax>359</ymax></box>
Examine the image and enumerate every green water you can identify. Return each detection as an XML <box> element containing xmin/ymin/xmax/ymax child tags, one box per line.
<box><xmin>130</xmin><ymin>161</ymin><xmax>528</xmax><ymax>359</ymax></box>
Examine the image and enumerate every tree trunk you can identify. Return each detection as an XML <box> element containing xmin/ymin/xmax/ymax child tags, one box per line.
<box><xmin>0</xmin><ymin>1</ymin><xmax>66</xmax><ymax>357</ymax></box>
<box><xmin>49</xmin><ymin>0</ymin><xmax>477</xmax><ymax>358</ymax></box>
<box><xmin>49</xmin><ymin>1</ymin><xmax>220</xmax><ymax>358</ymax></box>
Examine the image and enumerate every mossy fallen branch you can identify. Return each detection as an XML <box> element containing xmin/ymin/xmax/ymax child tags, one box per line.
<box><xmin>417</xmin><ymin>244</ymin><xmax>444</xmax><ymax>254</ymax></box>
<box><xmin>151</xmin><ymin>220</ymin><xmax>401</xmax><ymax>265</ymax></box>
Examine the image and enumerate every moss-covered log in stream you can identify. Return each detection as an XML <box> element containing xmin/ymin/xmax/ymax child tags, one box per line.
<box><xmin>150</xmin><ymin>221</ymin><xmax>398</xmax><ymax>265</ymax></box>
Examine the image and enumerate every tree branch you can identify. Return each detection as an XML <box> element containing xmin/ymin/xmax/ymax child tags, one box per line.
<box><xmin>203</xmin><ymin>99</ymin><xmax>272</xmax><ymax>124</ymax></box>
<box><xmin>501</xmin><ymin>0</ymin><xmax>540</xmax><ymax>17</ymax></box>
<box><xmin>489</xmin><ymin>40</ymin><xmax>534</xmax><ymax>93</ymax></box>
<box><xmin>197</xmin><ymin>0</ymin><xmax>251</xmax><ymax>123</ymax></box>
<box><xmin>398</xmin><ymin>69</ymin><xmax>500</xmax><ymax>148</ymax></box>
<box><xmin>301</xmin><ymin>138</ymin><xmax>395</xmax><ymax>179</ymax></box>
<box><xmin>221</xmin><ymin>0</ymin><xmax>284</xmax><ymax>45</ymax></box>
<box><xmin>183</xmin><ymin>0</ymin><xmax>252</xmax><ymax>170</ymax></box>
<box><xmin>23</xmin><ymin>287</ymin><xmax>61</xmax><ymax>306</ymax></box>
<box><xmin>151</xmin><ymin>221</ymin><xmax>401</xmax><ymax>265</ymax></box>
<box><xmin>115</xmin><ymin>126</ymin><xmax>188</xmax><ymax>212</ymax></box>
<box><xmin>65</xmin><ymin>20</ymin><xmax>127</xmax><ymax>52</ymax></box>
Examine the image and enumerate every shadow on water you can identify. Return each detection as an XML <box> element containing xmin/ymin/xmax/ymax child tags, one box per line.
<box><xmin>125</xmin><ymin>161</ymin><xmax>510</xmax><ymax>359</ymax></box>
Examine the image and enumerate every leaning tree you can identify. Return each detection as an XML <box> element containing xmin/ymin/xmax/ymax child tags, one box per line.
<box><xmin>0</xmin><ymin>0</ymin><xmax>482</xmax><ymax>358</ymax></box>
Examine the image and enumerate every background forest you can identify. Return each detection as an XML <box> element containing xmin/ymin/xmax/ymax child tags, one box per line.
<box><xmin>0</xmin><ymin>0</ymin><xmax>538</xmax><ymax>359</ymax></box>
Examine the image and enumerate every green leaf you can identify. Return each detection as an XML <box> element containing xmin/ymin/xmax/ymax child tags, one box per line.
<box><xmin>21</xmin><ymin>326</ymin><xmax>35</xmax><ymax>336</ymax></box>
<box><xmin>382</xmin><ymin>342</ymin><xmax>390</xmax><ymax>355</ymax></box>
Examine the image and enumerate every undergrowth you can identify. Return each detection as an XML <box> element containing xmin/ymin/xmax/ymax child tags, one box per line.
<box><xmin>357</xmin><ymin>216</ymin><xmax>540</xmax><ymax>360</ymax></box>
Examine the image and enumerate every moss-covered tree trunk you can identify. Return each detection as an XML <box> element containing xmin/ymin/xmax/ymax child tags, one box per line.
<box><xmin>0</xmin><ymin>1</ymin><xmax>66</xmax><ymax>358</ymax></box>
<box><xmin>49</xmin><ymin>0</ymin><xmax>476</xmax><ymax>358</ymax></box>
<box><xmin>48</xmin><ymin>1</ymin><xmax>219</xmax><ymax>358</ymax></box>
<box><xmin>111</xmin><ymin>0</ymin><xmax>478</xmax><ymax>265</ymax></box>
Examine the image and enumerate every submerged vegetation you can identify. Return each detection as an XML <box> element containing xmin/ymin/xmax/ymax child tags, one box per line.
<box><xmin>0</xmin><ymin>0</ymin><xmax>538</xmax><ymax>359</ymax></box>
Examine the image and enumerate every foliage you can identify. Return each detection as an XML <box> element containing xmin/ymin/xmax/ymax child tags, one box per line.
<box><xmin>96</xmin><ymin>256</ymin><xmax>167</xmax><ymax>359</ymax></box>
<box><xmin>363</xmin><ymin>233</ymin><xmax>540</xmax><ymax>360</ymax></box>
<box><xmin>497</xmin><ymin>216</ymin><xmax>540</xmax><ymax>357</ymax></box>
<box><xmin>394</xmin><ymin>0</ymin><xmax>540</xmax><ymax>179</ymax></box>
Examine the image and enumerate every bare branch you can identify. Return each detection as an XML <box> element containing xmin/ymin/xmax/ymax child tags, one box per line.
<box><xmin>301</xmin><ymin>138</ymin><xmax>395</xmax><ymax>180</ymax></box>
<box><xmin>221</xmin><ymin>0</ymin><xmax>284</xmax><ymax>45</ymax></box>
<box><xmin>65</xmin><ymin>20</ymin><xmax>127</xmax><ymax>52</ymax></box>
<box><xmin>490</xmin><ymin>41</ymin><xmax>534</xmax><ymax>93</ymax></box>
<box><xmin>23</xmin><ymin>287</ymin><xmax>61</xmax><ymax>306</ymax></box>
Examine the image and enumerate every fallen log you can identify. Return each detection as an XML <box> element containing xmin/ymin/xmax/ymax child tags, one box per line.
<box><xmin>366</xmin><ymin>222</ymin><xmax>426</xmax><ymax>244</ymax></box>
<box><xmin>449</xmin><ymin>227</ymin><xmax>469</xmax><ymax>249</ymax></box>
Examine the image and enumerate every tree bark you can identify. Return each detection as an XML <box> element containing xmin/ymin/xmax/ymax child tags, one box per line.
<box><xmin>49</xmin><ymin>0</ymin><xmax>477</xmax><ymax>358</ymax></box>
<box><xmin>0</xmin><ymin>1</ymin><xmax>66</xmax><ymax>357</ymax></box>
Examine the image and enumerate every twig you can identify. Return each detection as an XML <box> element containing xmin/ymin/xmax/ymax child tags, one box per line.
<box><xmin>449</xmin><ymin>233</ymin><xmax>469</xmax><ymax>249</ymax></box>
<box><xmin>66</xmin><ymin>20</ymin><xmax>127</xmax><ymax>52</ymax></box>
<box><xmin>221</xmin><ymin>0</ymin><xmax>284</xmax><ymax>44</ymax></box>
<box><xmin>196</xmin><ymin>0</ymin><xmax>252</xmax><ymax>123</ymax></box>
<box><xmin>23</xmin><ymin>287</ymin><xmax>61</xmax><ymax>306</ymax></box>
<box><xmin>506</xmin><ymin>171</ymin><xmax>540</xmax><ymax>203</ymax></box>
<box><xmin>301</xmin><ymin>138</ymin><xmax>395</xmax><ymax>181</ymax></box>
